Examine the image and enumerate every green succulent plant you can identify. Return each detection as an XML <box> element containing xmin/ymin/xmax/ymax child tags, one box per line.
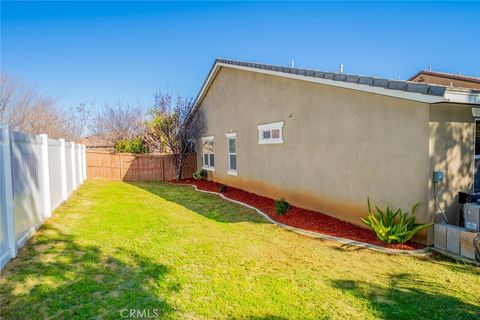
<box><xmin>193</xmin><ymin>169</ymin><xmax>208</xmax><ymax>180</ymax></box>
<box><xmin>275</xmin><ymin>199</ymin><xmax>290</xmax><ymax>215</ymax></box>
<box><xmin>361</xmin><ymin>198</ymin><xmax>432</xmax><ymax>244</ymax></box>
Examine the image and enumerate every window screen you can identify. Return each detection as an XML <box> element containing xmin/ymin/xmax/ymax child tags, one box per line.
<box><xmin>227</xmin><ymin>135</ymin><xmax>237</xmax><ymax>173</ymax></box>
<box><xmin>202</xmin><ymin>137</ymin><xmax>214</xmax><ymax>168</ymax></box>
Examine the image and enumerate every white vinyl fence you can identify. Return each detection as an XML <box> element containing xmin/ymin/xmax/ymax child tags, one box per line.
<box><xmin>0</xmin><ymin>125</ymin><xmax>86</xmax><ymax>270</ymax></box>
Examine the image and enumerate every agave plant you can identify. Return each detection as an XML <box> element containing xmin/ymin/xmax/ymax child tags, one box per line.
<box><xmin>361</xmin><ymin>198</ymin><xmax>432</xmax><ymax>244</ymax></box>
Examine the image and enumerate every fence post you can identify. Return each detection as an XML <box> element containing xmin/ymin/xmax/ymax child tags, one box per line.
<box><xmin>161</xmin><ymin>156</ymin><xmax>165</xmax><ymax>181</ymax></box>
<box><xmin>39</xmin><ymin>134</ymin><xmax>52</xmax><ymax>219</ymax></box>
<box><xmin>82</xmin><ymin>145</ymin><xmax>87</xmax><ymax>181</ymax></box>
<box><xmin>75</xmin><ymin>144</ymin><xmax>79</xmax><ymax>185</ymax></box>
<box><xmin>80</xmin><ymin>145</ymin><xmax>84</xmax><ymax>183</ymax></box>
<box><xmin>59</xmin><ymin>139</ymin><xmax>68</xmax><ymax>201</ymax></box>
<box><xmin>0</xmin><ymin>125</ymin><xmax>16</xmax><ymax>259</ymax></box>
<box><xmin>79</xmin><ymin>145</ymin><xmax>82</xmax><ymax>183</ymax></box>
<box><xmin>119</xmin><ymin>153</ymin><xmax>122</xmax><ymax>180</ymax></box>
<box><xmin>71</xmin><ymin>142</ymin><xmax>76</xmax><ymax>189</ymax></box>
<box><xmin>77</xmin><ymin>144</ymin><xmax>81</xmax><ymax>184</ymax></box>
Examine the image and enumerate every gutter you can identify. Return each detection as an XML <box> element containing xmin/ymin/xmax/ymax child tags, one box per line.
<box><xmin>444</xmin><ymin>88</ymin><xmax>480</xmax><ymax>105</ymax></box>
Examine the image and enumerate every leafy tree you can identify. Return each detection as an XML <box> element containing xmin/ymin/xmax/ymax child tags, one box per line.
<box><xmin>144</xmin><ymin>93</ymin><xmax>205</xmax><ymax>180</ymax></box>
<box><xmin>114</xmin><ymin>137</ymin><xmax>149</xmax><ymax>154</ymax></box>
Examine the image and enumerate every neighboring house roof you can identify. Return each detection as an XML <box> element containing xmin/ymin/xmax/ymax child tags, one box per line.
<box><xmin>193</xmin><ymin>59</ymin><xmax>480</xmax><ymax>110</ymax></box>
<box><xmin>408</xmin><ymin>70</ymin><xmax>480</xmax><ymax>89</ymax></box>
<box><xmin>76</xmin><ymin>135</ymin><xmax>113</xmax><ymax>149</ymax></box>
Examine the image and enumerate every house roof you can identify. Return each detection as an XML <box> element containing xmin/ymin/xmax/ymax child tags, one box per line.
<box><xmin>193</xmin><ymin>58</ymin><xmax>480</xmax><ymax>110</ymax></box>
<box><xmin>76</xmin><ymin>135</ymin><xmax>113</xmax><ymax>148</ymax></box>
<box><xmin>408</xmin><ymin>70</ymin><xmax>480</xmax><ymax>84</ymax></box>
<box><xmin>408</xmin><ymin>70</ymin><xmax>480</xmax><ymax>90</ymax></box>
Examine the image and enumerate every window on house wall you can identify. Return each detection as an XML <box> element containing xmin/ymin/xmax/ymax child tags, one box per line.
<box><xmin>474</xmin><ymin>120</ymin><xmax>480</xmax><ymax>193</ymax></box>
<box><xmin>202</xmin><ymin>136</ymin><xmax>215</xmax><ymax>170</ymax></box>
<box><xmin>226</xmin><ymin>132</ymin><xmax>237</xmax><ymax>176</ymax></box>
<box><xmin>258</xmin><ymin>121</ymin><xmax>284</xmax><ymax>144</ymax></box>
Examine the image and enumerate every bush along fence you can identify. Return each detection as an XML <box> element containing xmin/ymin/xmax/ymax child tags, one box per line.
<box><xmin>0</xmin><ymin>125</ymin><xmax>86</xmax><ymax>270</ymax></box>
<box><xmin>86</xmin><ymin>151</ymin><xmax>196</xmax><ymax>181</ymax></box>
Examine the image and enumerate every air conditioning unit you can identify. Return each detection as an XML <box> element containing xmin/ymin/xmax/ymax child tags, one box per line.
<box><xmin>463</xmin><ymin>203</ymin><xmax>480</xmax><ymax>231</ymax></box>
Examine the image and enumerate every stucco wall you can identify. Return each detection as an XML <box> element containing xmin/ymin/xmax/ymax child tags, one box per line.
<box><xmin>428</xmin><ymin>103</ymin><xmax>474</xmax><ymax>231</ymax></box>
<box><xmin>197</xmin><ymin>67</ymin><xmax>433</xmax><ymax>237</ymax></box>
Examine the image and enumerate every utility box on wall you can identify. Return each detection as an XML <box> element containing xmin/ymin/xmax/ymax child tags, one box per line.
<box><xmin>463</xmin><ymin>203</ymin><xmax>480</xmax><ymax>231</ymax></box>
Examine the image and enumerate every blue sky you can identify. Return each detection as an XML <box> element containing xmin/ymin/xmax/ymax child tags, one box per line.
<box><xmin>1</xmin><ymin>1</ymin><xmax>479</xmax><ymax>110</ymax></box>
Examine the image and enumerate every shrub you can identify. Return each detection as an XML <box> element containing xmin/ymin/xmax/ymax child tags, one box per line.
<box><xmin>275</xmin><ymin>199</ymin><xmax>290</xmax><ymax>215</ymax></box>
<box><xmin>361</xmin><ymin>198</ymin><xmax>432</xmax><ymax>244</ymax></box>
<box><xmin>219</xmin><ymin>184</ymin><xmax>227</xmax><ymax>193</ymax></box>
<box><xmin>193</xmin><ymin>169</ymin><xmax>208</xmax><ymax>180</ymax></box>
<box><xmin>114</xmin><ymin>140</ymin><xmax>127</xmax><ymax>152</ymax></box>
<box><xmin>114</xmin><ymin>137</ymin><xmax>148</xmax><ymax>154</ymax></box>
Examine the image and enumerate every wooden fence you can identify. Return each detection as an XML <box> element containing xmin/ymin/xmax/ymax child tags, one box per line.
<box><xmin>86</xmin><ymin>151</ymin><xmax>197</xmax><ymax>181</ymax></box>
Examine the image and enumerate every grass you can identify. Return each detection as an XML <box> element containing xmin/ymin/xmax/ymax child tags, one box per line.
<box><xmin>1</xmin><ymin>180</ymin><xmax>479</xmax><ymax>320</ymax></box>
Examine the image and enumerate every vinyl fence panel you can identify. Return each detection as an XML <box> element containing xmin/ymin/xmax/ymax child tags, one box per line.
<box><xmin>0</xmin><ymin>126</ymin><xmax>86</xmax><ymax>270</ymax></box>
<box><xmin>75</xmin><ymin>144</ymin><xmax>82</xmax><ymax>187</ymax></box>
<box><xmin>10</xmin><ymin>130</ymin><xmax>45</xmax><ymax>248</ymax></box>
<box><xmin>0</xmin><ymin>126</ymin><xmax>14</xmax><ymax>270</ymax></box>
<box><xmin>65</xmin><ymin>142</ymin><xmax>73</xmax><ymax>195</ymax></box>
<box><xmin>48</xmin><ymin>138</ymin><xmax>63</xmax><ymax>210</ymax></box>
<box><xmin>82</xmin><ymin>145</ymin><xmax>87</xmax><ymax>182</ymax></box>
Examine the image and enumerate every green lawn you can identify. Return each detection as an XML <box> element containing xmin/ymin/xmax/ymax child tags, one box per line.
<box><xmin>1</xmin><ymin>181</ymin><xmax>479</xmax><ymax>319</ymax></box>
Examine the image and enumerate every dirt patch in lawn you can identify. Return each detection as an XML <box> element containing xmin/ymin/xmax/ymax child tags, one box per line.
<box><xmin>172</xmin><ymin>179</ymin><xmax>424</xmax><ymax>251</ymax></box>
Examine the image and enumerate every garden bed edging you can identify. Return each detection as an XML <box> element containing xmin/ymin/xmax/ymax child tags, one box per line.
<box><xmin>172</xmin><ymin>182</ymin><xmax>431</xmax><ymax>256</ymax></box>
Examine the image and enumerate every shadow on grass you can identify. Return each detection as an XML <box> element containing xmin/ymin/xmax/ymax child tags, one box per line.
<box><xmin>129</xmin><ymin>181</ymin><xmax>267</xmax><ymax>224</ymax></box>
<box><xmin>330</xmin><ymin>243</ymin><xmax>370</xmax><ymax>253</ymax></box>
<box><xmin>0</xmin><ymin>225</ymin><xmax>176</xmax><ymax>319</ymax></box>
<box><xmin>425</xmin><ymin>252</ymin><xmax>480</xmax><ymax>276</ymax></box>
<box><xmin>331</xmin><ymin>273</ymin><xmax>480</xmax><ymax>320</ymax></box>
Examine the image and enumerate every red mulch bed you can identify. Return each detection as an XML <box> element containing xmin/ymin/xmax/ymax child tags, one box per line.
<box><xmin>171</xmin><ymin>179</ymin><xmax>425</xmax><ymax>251</ymax></box>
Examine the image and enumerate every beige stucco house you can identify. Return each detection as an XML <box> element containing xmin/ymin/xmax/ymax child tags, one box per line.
<box><xmin>193</xmin><ymin>59</ymin><xmax>480</xmax><ymax>244</ymax></box>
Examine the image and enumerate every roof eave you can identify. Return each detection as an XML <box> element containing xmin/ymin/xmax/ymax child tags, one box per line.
<box><xmin>408</xmin><ymin>71</ymin><xmax>424</xmax><ymax>81</ymax></box>
<box><xmin>192</xmin><ymin>60</ymin><xmax>480</xmax><ymax>110</ymax></box>
<box><xmin>409</xmin><ymin>70</ymin><xmax>480</xmax><ymax>84</ymax></box>
<box><xmin>444</xmin><ymin>89</ymin><xmax>480</xmax><ymax>105</ymax></box>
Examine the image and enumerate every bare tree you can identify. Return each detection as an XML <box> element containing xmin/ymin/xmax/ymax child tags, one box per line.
<box><xmin>89</xmin><ymin>101</ymin><xmax>145</xmax><ymax>145</ymax></box>
<box><xmin>145</xmin><ymin>93</ymin><xmax>205</xmax><ymax>180</ymax></box>
<box><xmin>0</xmin><ymin>74</ymin><xmax>78</xmax><ymax>139</ymax></box>
<box><xmin>0</xmin><ymin>74</ymin><xmax>15</xmax><ymax>118</ymax></box>
<box><xmin>63</xmin><ymin>102</ymin><xmax>91</xmax><ymax>141</ymax></box>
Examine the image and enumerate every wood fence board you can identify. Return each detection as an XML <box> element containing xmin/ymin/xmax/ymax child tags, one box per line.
<box><xmin>86</xmin><ymin>151</ymin><xmax>197</xmax><ymax>181</ymax></box>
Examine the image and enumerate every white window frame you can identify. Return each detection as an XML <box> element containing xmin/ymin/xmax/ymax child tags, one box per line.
<box><xmin>258</xmin><ymin>121</ymin><xmax>284</xmax><ymax>144</ymax></box>
<box><xmin>226</xmin><ymin>132</ymin><xmax>237</xmax><ymax>176</ymax></box>
<box><xmin>201</xmin><ymin>136</ymin><xmax>215</xmax><ymax>171</ymax></box>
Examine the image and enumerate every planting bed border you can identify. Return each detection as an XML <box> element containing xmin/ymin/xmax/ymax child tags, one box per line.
<box><xmin>173</xmin><ymin>182</ymin><xmax>432</xmax><ymax>256</ymax></box>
